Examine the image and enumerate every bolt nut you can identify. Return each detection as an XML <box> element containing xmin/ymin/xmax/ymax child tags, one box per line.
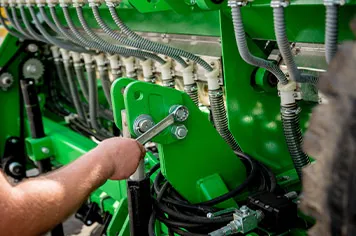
<box><xmin>133</xmin><ymin>115</ymin><xmax>155</xmax><ymax>136</ymax></box>
<box><xmin>27</xmin><ymin>44</ymin><xmax>38</xmax><ymax>53</ymax></box>
<box><xmin>170</xmin><ymin>105</ymin><xmax>189</xmax><ymax>122</ymax></box>
<box><xmin>9</xmin><ymin>162</ymin><xmax>22</xmax><ymax>176</ymax></box>
<box><xmin>171</xmin><ymin>125</ymin><xmax>188</xmax><ymax>140</ymax></box>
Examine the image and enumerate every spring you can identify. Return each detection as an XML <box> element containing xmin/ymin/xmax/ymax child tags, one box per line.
<box><xmin>209</xmin><ymin>89</ymin><xmax>242</xmax><ymax>152</ymax></box>
<box><xmin>325</xmin><ymin>5</ymin><xmax>339</xmax><ymax>64</ymax></box>
<box><xmin>184</xmin><ymin>84</ymin><xmax>199</xmax><ymax>106</ymax></box>
<box><xmin>281</xmin><ymin>103</ymin><xmax>310</xmax><ymax>179</ymax></box>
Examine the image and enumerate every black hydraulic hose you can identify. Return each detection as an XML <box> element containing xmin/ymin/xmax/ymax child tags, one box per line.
<box><xmin>273</xmin><ymin>6</ymin><xmax>319</xmax><ymax>84</ymax></box>
<box><xmin>107</xmin><ymin>5</ymin><xmax>212</xmax><ymax>70</ymax></box>
<box><xmin>209</xmin><ymin>88</ymin><xmax>242</xmax><ymax>152</ymax></box>
<box><xmin>76</xmin><ymin>6</ymin><xmax>163</xmax><ymax>63</ymax></box>
<box><xmin>18</xmin><ymin>5</ymin><xmax>48</xmax><ymax>43</ymax></box>
<box><xmin>74</xmin><ymin>64</ymin><xmax>89</xmax><ymax>101</ymax></box>
<box><xmin>63</xmin><ymin>61</ymin><xmax>86</xmax><ymax>122</ymax></box>
<box><xmin>325</xmin><ymin>4</ymin><xmax>339</xmax><ymax>64</ymax></box>
<box><xmin>229</xmin><ymin>3</ymin><xmax>288</xmax><ymax>85</ymax></box>
<box><xmin>48</xmin><ymin>6</ymin><xmax>93</xmax><ymax>50</ymax></box>
<box><xmin>9</xmin><ymin>7</ymin><xmax>33</xmax><ymax>40</ymax></box>
<box><xmin>194</xmin><ymin>151</ymin><xmax>257</xmax><ymax>206</ymax></box>
<box><xmin>28</xmin><ymin>6</ymin><xmax>88</xmax><ymax>53</ymax></box>
<box><xmin>0</xmin><ymin>10</ymin><xmax>26</xmax><ymax>40</ymax></box>
<box><xmin>98</xmin><ymin>66</ymin><xmax>112</xmax><ymax>108</ymax></box>
<box><xmin>54</xmin><ymin>60</ymin><xmax>71</xmax><ymax>95</ymax></box>
<box><xmin>281</xmin><ymin>103</ymin><xmax>310</xmax><ymax>179</ymax></box>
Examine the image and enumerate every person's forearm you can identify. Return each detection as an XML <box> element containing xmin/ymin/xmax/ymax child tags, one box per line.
<box><xmin>0</xmin><ymin>147</ymin><xmax>113</xmax><ymax>236</ymax></box>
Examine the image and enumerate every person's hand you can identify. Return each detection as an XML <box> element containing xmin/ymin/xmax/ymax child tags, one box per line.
<box><xmin>93</xmin><ymin>137</ymin><xmax>146</xmax><ymax>180</ymax></box>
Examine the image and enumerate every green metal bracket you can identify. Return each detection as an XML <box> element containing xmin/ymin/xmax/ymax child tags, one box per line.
<box><xmin>127</xmin><ymin>0</ymin><xmax>191</xmax><ymax>14</ymax></box>
<box><xmin>112</xmin><ymin>79</ymin><xmax>246</xmax><ymax>204</ymax></box>
<box><xmin>106</xmin><ymin>199</ymin><xmax>129</xmax><ymax>236</ymax></box>
<box><xmin>111</xmin><ymin>77</ymin><xmax>136</xmax><ymax>130</ymax></box>
<box><xmin>25</xmin><ymin>136</ymin><xmax>54</xmax><ymax>161</ymax></box>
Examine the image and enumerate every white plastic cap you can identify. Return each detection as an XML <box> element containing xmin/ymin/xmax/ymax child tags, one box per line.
<box><xmin>140</xmin><ymin>59</ymin><xmax>153</xmax><ymax>78</ymax></box>
<box><xmin>50</xmin><ymin>46</ymin><xmax>61</xmax><ymax>58</ymax></box>
<box><xmin>182</xmin><ymin>64</ymin><xmax>195</xmax><ymax>86</ymax></box>
<box><xmin>159</xmin><ymin>60</ymin><xmax>172</xmax><ymax>81</ymax></box>
<box><xmin>205</xmin><ymin>68</ymin><xmax>220</xmax><ymax>90</ymax></box>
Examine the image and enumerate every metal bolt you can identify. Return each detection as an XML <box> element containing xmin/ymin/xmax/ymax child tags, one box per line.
<box><xmin>86</xmin><ymin>220</ymin><xmax>92</xmax><ymax>225</ymax></box>
<box><xmin>240</xmin><ymin>205</ymin><xmax>249</xmax><ymax>215</ymax></box>
<box><xmin>9</xmin><ymin>162</ymin><xmax>22</xmax><ymax>176</ymax></box>
<box><xmin>41</xmin><ymin>147</ymin><xmax>50</xmax><ymax>154</ymax></box>
<box><xmin>170</xmin><ymin>105</ymin><xmax>189</xmax><ymax>122</ymax></box>
<box><xmin>133</xmin><ymin>115</ymin><xmax>155</xmax><ymax>136</ymax></box>
<box><xmin>10</xmin><ymin>138</ymin><xmax>17</xmax><ymax>144</ymax></box>
<box><xmin>172</xmin><ymin>125</ymin><xmax>188</xmax><ymax>140</ymax></box>
<box><xmin>207</xmin><ymin>213</ymin><xmax>213</xmax><ymax>218</ymax></box>
<box><xmin>27</xmin><ymin>44</ymin><xmax>38</xmax><ymax>53</ymax></box>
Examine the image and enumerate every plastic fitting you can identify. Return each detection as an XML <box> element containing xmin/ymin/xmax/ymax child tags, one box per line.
<box><xmin>278</xmin><ymin>80</ymin><xmax>297</xmax><ymax>105</ymax></box>
<box><xmin>59</xmin><ymin>48</ymin><xmax>71</xmax><ymax>65</ymax></box>
<box><xmin>50</xmin><ymin>46</ymin><xmax>61</xmax><ymax>61</ymax></box>
<box><xmin>206</xmin><ymin>67</ymin><xmax>220</xmax><ymax>91</ymax></box>
<box><xmin>182</xmin><ymin>64</ymin><xmax>195</xmax><ymax>86</ymax></box>
<box><xmin>107</xmin><ymin>54</ymin><xmax>122</xmax><ymax>76</ymax></box>
<box><xmin>122</xmin><ymin>56</ymin><xmax>136</xmax><ymax>78</ymax></box>
<box><xmin>140</xmin><ymin>58</ymin><xmax>153</xmax><ymax>80</ymax></box>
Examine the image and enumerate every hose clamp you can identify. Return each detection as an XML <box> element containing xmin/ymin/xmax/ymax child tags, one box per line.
<box><xmin>271</xmin><ymin>0</ymin><xmax>289</xmax><ymax>8</ymax></box>
<box><xmin>72</xmin><ymin>2</ymin><xmax>84</xmax><ymax>7</ymax></box>
<box><xmin>59</xmin><ymin>2</ymin><xmax>68</xmax><ymax>7</ymax></box>
<box><xmin>105</xmin><ymin>0</ymin><xmax>116</xmax><ymax>7</ymax></box>
<box><xmin>227</xmin><ymin>0</ymin><xmax>247</xmax><ymax>7</ymax></box>
<box><xmin>184</xmin><ymin>85</ymin><xmax>198</xmax><ymax>92</ymax></box>
<box><xmin>88</xmin><ymin>1</ymin><xmax>100</xmax><ymax>7</ymax></box>
<box><xmin>281</xmin><ymin>106</ymin><xmax>301</xmax><ymax>115</ymax></box>
<box><xmin>324</xmin><ymin>0</ymin><xmax>346</xmax><ymax>6</ymax></box>
<box><xmin>208</xmin><ymin>89</ymin><xmax>223</xmax><ymax>98</ymax></box>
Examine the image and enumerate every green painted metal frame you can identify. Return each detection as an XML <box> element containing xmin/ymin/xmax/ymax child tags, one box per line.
<box><xmin>112</xmin><ymin>79</ymin><xmax>246</xmax><ymax>206</ymax></box>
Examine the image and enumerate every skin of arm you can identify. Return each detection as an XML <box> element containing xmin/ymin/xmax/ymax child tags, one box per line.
<box><xmin>0</xmin><ymin>137</ymin><xmax>145</xmax><ymax>236</ymax></box>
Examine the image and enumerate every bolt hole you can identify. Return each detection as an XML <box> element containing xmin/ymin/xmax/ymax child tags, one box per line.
<box><xmin>134</xmin><ymin>91</ymin><xmax>143</xmax><ymax>101</ymax></box>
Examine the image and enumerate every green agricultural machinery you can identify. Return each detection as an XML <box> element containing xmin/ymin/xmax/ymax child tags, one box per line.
<box><xmin>0</xmin><ymin>0</ymin><xmax>355</xmax><ymax>235</ymax></box>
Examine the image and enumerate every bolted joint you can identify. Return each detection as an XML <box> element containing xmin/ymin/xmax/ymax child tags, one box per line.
<box><xmin>170</xmin><ymin>105</ymin><xmax>189</xmax><ymax>122</ymax></box>
<box><xmin>133</xmin><ymin>115</ymin><xmax>155</xmax><ymax>136</ymax></box>
<box><xmin>227</xmin><ymin>0</ymin><xmax>247</xmax><ymax>7</ymax></box>
<box><xmin>271</xmin><ymin>0</ymin><xmax>289</xmax><ymax>8</ymax></box>
<box><xmin>8</xmin><ymin>162</ymin><xmax>23</xmax><ymax>176</ymax></box>
<box><xmin>324</xmin><ymin>0</ymin><xmax>346</xmax><ymax>6</ymax></box>
<box><xmin>171</xmin><ymin>125</ymin><xmax>188</xmax><ymax>140</ymax></box>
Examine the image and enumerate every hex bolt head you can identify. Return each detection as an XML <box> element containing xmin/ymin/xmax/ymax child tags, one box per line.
<box><xmin>172</xmin><ymin>125</ymin><xmax>188</xmax><ymax>140</ymax></box>
<box><xmin>9</xmin><ymin>162</ymin><xmax>22</xmax><ymax>176</ymax></box>
<box><xmin>133</xmin><ymin>115</ymin><xmax>155</xmax><ymax>136</ymax></box>
<box><xmin>170</xmin><ymin>105</ymin><xmax>189</xmax><ymax>122</ymax></box>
